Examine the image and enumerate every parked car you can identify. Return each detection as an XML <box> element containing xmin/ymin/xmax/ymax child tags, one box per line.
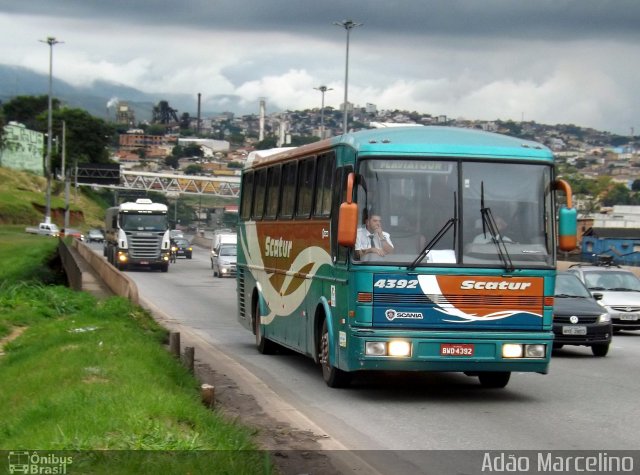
<box><xmin>567</xmin><ymin>264</ymin><xmax>640</xmax><ymax>332</ymax></box>
<box><xmin>212</xmin><ymin>243</ymin><xmax>237</xmax><ymax>278</ymax></box>
<box><xmin>87</xmin><ymin>228</ymin><xmax>105</xmax><ymax>243</ymax></box>
<box><xmin>60</xmin><ymin>228</ymin><xmax>85</xmax><ymax>241</ymax></box>
<box><xmin>171</xmin><ymin>238</ymin><xmax>192</xmax><ymax>259</ymax></box>
<box><xmin>553</xmin><ymin>272</ymin><xmax>612</xmax><ymax>356</ymax></box>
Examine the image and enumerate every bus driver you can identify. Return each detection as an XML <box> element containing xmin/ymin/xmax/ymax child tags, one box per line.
<box><xmin>356</xmin><ymin>212</ymin><xmax>394</xmax><ymax>259</ymax></box>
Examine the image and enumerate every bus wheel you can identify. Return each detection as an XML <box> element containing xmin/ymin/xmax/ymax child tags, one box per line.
<box><xmin>478</xmin><ymin>372</ymin><xmax>510</xmax><ymax>388</ymax></box>
<box><xmin>319</xmin><ymin>319</ymin><xmax>351</xmax><ymax>388</ymax></box>
<box><xmin>254</xmin><ymin>301</ymin><xmax>275</xmax><ymax>354</ymax></box>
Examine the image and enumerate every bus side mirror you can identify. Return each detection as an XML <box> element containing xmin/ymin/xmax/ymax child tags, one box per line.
<box><xmin>555</xmin><ymin>179</ymin><xmax>577</xmax><ymax>251</ymax></box>
<box><xmin>558</xmin><ymin>206</ymin><xmax>577</xmax><ymax>251</ymax></box>
<box><xmin>337</xmin><ymin>172</ymin><xmax>358</xmax><ymax>247</ymax></box>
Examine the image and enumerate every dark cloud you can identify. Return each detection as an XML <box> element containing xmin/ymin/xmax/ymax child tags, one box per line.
<box><xmin>2</xmin><ymin>0</ymin><xmax>639</xmax><ymax>41</ymax></box>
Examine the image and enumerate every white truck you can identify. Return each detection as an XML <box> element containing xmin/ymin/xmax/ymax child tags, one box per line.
<box><xmin>25</xmin><ymin>222</ymin><xmax>60</xmax><ymax>237</ymax></box>
<box><xmin>104</xmin><ymin>198</ymin><xmax>172</xmax><ymax>272</ymax></box>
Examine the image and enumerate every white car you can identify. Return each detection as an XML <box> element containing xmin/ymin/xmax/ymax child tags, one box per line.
<box><xmin>212</xmin><ymin>244</ymin><xmax>237</xmax><ymax>278</ymax></box>
<box><xmin>567</xmin><ymin>264</ymin><xmax>640</xmax><ymax>332</ymax></box>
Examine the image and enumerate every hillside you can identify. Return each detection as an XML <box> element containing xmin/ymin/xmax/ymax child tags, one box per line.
<box><xmin>0</xmin><ymin>166</ymin><xmax>107</xmax><ymax>229</ymax></box>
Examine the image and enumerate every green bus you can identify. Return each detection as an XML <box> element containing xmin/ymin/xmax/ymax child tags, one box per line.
<box><xmin>236</xmin><ymin>126</ymin><xmax>576</xmax><ymax>388</ymax></box>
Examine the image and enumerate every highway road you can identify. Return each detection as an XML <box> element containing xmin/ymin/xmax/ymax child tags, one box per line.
<box><xmin>93</xmin><ymin>242</ymin><xmax>640</xmax><ymax>474</ymax></box>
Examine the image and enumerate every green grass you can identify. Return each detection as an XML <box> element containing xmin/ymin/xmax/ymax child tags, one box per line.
<box><xmin>0</xmin><ymin>228</ymin><xmax>272</xmax><ymax>474</ymax></box>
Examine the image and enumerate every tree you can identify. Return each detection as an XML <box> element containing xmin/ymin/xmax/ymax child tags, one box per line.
<box><xmin>2</xmin><ymin>95</ymin><xmax>59</xmax><ymax>131</ymax></box>
<box><xmin>46</xmin><ymin>108</ymin><xmax>114</xmax><ymax>172</ymax></box>
<box><xmin>632</xmin><ymin>179</ymin><xmax>640</xmax><ymax>192</ymax></box>
<box><xmin>255</xmin><ymin>137</ymin><xmax>278</xmax><ymax>149</ymax></box>
<box><xmin>601</xmin><ymin>183</ymin><xmax>630</xmax><ymax>206</ymax></box>
<box><xmin>164</xmin><ymin>155</ymin><xmax>180</xmax><ymax>169</ymax></box>
<box><xmin>184</xmin><ymin>164</ymin><xmax>204</xmax><ymax>175</ymax></box>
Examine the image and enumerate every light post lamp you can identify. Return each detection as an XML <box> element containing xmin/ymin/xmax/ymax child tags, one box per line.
<box><xmin>333</xmin><ymin>19</ymin><xmax>362</xmax><ymax>135</ymax></box>
<box><xmin>39</xmin><ymin>36</ymin><xmax>63</xmax><ymax>224</ymax></box>
<box><xmin>314</xmin><ymin>85</ymin><xmax>333</xmax><ymax>139</ymax></box>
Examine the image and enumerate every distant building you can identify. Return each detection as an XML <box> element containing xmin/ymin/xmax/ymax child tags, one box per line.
<box><xmin>0</xmin><ymin>122</ymin><xmax>44</xmax><ymax>175</ymax></box>
<box><xmin>581</xmin><ymin>227</ymin><xmax>640</xmax><ymax>266</ymax></box>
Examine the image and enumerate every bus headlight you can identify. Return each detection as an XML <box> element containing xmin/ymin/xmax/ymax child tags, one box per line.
<box><xmin>365</xmin><ymin>341</ymin><xmax>412</xmax><ymax>357</ymax></box>
<box><xmin>502</xmin><ymin>343</ymin><xmax>546</xmax><ymax>358</ymax></box>
<box><xmin>524</xmin><ymin>344</ymin><xmax>546</xmax><ymax>358</ymax></box>
<box><xmin>365</xmin><ymin>342</ymin><xmax>387</xmax><ymax>356</ymax></box>
<box><xmin>388</xmin><ymin>340</ymin><xmax>411</xmax><ymax>357</ymax></box>
<box><xmin>502</xmin><ymin>344</ymin><xmax>523</xmax><ymax>358</ymax></box>
<box><xmin>117</xmin><ymin>252</ymin><xmax>128</xmax><ymax>263</ymax></box>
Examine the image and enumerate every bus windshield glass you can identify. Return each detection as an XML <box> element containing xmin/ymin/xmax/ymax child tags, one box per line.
<box><xmin>355</xmin><ymin>158</ymin><xmax>553</xmax><ymax>268</ymax></box>
<box><xmin>120</xmin><ymin>213</ymin><xmax>168</xmax><ymax>232</ymax></box>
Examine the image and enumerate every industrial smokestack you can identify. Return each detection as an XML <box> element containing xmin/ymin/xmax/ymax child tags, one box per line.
<box><xmin>197</xmin><ymin>93</ymin><xmax>202</xmax><ymax>136</ymax></box>
<box><xmin>259</xmin><ymin>98</ymin><xmax>266</xmax><ymax>142</ymax></box>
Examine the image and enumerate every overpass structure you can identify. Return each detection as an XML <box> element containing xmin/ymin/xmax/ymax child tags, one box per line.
<box><xmin>77</xmin><ymin>169</ymin><xmax>241</xmax><ymax>198</ymax></box>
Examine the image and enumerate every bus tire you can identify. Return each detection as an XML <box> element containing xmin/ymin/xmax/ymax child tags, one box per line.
<box><xmin>254</xmin><ymin>300</ymin><xmax>276</xmax><ymax>354</ymax></box>
<box><xmin>320</xmin><ymin>319</ymin><xmax>351</xmax><ymax>388</ymax></box>
<box><xmin>478</xmin><ymin>371</ymin><xmax>510</xmax><ymax>388</ymax></box>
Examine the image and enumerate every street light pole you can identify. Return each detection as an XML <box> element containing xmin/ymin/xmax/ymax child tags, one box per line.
<box><xmin>314</xmin><ymin>85</ymin><xmax>333</xmax><ymax>139</ymax></box>
<box><xmin>333</xmin><ymin>19</ymin><xmax>362</xmax><ymax>135</ymax></box>
<box><xmin>39</xmin><ymin>36</ymin><xmax>63</xmax><ymax>224</ymax></box>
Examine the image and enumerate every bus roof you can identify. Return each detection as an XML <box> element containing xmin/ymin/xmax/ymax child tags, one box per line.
<box><xmin>248</xmin><ymin>126</ymin><xmax>553</xmax><ymax>169</ymax></box>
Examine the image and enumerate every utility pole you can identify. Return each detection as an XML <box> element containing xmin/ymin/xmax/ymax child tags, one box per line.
<box><xmin>314</xmin><ymin>85</ymin><xmax>333</xmax><ymax>139</ymax></box>
<box><xmin>333</xmin><ymin>20</ymin><xmax>362</xmax><ymax>135</ymax></box>
<box><xmin>39</xmin><ymin>36</ymin><xmax>63</xmax><ymax>224</ymax></box>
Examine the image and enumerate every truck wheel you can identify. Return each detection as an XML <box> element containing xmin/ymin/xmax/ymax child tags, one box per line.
<box><xmin>161</xmin><ymin>263</ymin><xmax>169</xmax><ymax>272</ymax></box>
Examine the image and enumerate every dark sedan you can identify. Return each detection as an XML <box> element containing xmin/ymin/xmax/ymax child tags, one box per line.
<box><xmin>553</xmin><ymin>272</ymin><xmax>612</xmax><ymax>357</ymax></box>
<box><xmin>172</xmin><ymin>238</ymin><xmax>192</xmax><ymax>259</ymax></box>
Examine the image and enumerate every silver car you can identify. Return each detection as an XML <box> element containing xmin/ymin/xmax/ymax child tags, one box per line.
<box><xmin>567</xmin><ymin>264</ymin><xmax>640</xmax><ymax>332</ymax></box>
<box><xmin>212</xmin><ymin>244</ymin><xmax>237</xmax><ymax>278</ymax></box>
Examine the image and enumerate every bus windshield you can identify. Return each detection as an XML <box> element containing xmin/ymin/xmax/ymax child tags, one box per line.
<box><xmin>355</xmin><ymin>158</ymin><xmax>554</xmax><ymax>268</ymax></box>
<box><xmin>120</xmin><ymin>213</ymin><xmax>168</xmax><ymax>232</ymax></box>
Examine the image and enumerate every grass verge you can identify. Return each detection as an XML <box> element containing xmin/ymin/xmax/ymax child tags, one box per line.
<box><xmin>0</xmin><ymin>228</ymin><xmax>272</xmax><ymax>474</ymax></box>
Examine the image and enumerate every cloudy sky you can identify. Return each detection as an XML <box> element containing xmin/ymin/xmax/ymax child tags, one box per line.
<box><xmin>1</xmin><ymin>0</ymin><xmax>638</xmax><ymax>134</ymax></box>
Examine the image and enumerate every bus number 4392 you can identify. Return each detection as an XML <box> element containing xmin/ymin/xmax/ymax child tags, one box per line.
<box><xmin>373</xmin><ymin>279</ymin><xmax>419</xmax><ymax>289</ymax></box>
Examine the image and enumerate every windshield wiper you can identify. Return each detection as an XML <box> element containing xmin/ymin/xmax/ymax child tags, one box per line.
<box><xmin>479</xmin><ymin>182</ymin><xmax>514</xmax><ymax>272</ymax></box>
<box><xmin>610</xmin><ymin>287</ymin><xmax>640</xmax><ymax>292</ymax></box>
<box><xmin>408</xmin><ymin>192</ymin><xmax>457</xmax><ymax>270</ymax></box>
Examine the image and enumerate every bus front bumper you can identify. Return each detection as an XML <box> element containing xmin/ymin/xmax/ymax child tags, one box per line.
<box><xmin>343</xmin><ymin>328</ymin><xmax>553</xmax><ymax>374</ymax></box>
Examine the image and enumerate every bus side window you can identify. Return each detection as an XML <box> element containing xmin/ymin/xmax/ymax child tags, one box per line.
<box><xmin>313</xmin><ymin>152</ymin><xmax>335</xmax><ymax>218</ymax></box>
<box><xmin>295</xmin><ymin>157</ymin><xmax>316</xmax><ymax>219</ymax></box>
<box><xmin>332</xmin><ymin>165</ymin><xmax>353</xmax><ymax>263</ymax></box>
<box><xmin>264</xmin><ymin>165</ymin><xmax>281</xmax><ymax>220</ymax></box>
<box><xmin>240</xmin><ymin>171</ymin><xmax>254</xmax><ymax>221</ymax></box>
<box><xmin>252</xmin><ymin>168</ymin><xmax>267</xmax><ymax>220</ymax></box>
<box><xmin>279</xmin><ymin>162</ymin><xmax>297</xmax><ymax>219</ymax></box>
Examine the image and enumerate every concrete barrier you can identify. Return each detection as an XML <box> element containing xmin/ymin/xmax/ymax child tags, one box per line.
<box><xmin>72</xmin><ymin>239</ymin><xmax>139</xmax><ymax>304</ymax></box>
<box><xmin>58</xmin><ymin>240</ymin><xmax>82</xmax><ymax>291</ymax></box>
<box><xmin>191</xmin><ymin>234</ymin><xmax>212</xmax><ymax>249</ymax></box>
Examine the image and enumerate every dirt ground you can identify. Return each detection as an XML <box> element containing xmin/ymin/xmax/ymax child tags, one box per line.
<box><xmin>193</xmin><ymin>360</ymin><xmax>344</xmax><ymax>475</ymax></box>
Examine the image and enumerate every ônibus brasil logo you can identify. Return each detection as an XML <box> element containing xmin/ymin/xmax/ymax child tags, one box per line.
<box><xmin>8</xmin><ymin>451</ymin><xmax>73</xmax><ymax>474</ymax></box>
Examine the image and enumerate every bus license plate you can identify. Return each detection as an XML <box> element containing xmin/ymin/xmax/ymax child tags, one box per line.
<box><xmin>140</xmin><ymin>260</ymin><xmax>149</xmax><ymax>265</ymax></box>
<box><xmin>562</xmin><ymin>326</ymin><xmax>587</xmax><ymax>335</ymax></box>
<box><xmin>440</xmin><ymin>343</ymin><xmax>474</xmax><ymax>356</ymax></box>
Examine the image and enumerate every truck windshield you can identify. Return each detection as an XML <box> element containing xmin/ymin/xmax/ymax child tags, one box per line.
<box><xmin>354</xmin><ymin>158</ymin><xmax>554</xmax><ymax>268</ymax></box>
<box><xmin>120</xmin><ymin>213</ymin><xmax>168</xmax><ymax>232</ymax></box>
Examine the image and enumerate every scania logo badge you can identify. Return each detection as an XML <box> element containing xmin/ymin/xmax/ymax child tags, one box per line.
<box><xmin>570</xmin><ymin>316</ymin><xmax>579</xmax><ymax>324</ymax></box>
